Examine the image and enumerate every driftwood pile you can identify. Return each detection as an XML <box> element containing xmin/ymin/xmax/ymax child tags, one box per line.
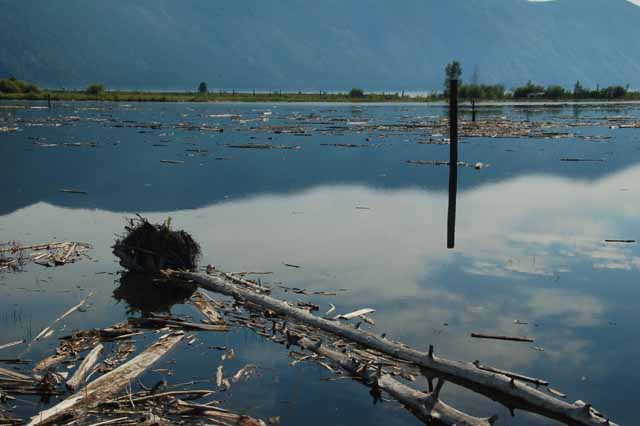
<box><xmin>0</xmin><ymin>294</ymin><xmax>269</xmax><ymax>426</ymax></box>
<box><xmin>166</xmin><ymin>269</ymin><xmax>618</xmax><ymax>426</ymax></box>
<box><xmin>1</xmin><ymin>219</ymin><xmax>619</xmax><ymax>425</ymax></box>
<box><xmin>106</xmin><ymin>219</ymin><xmax>619</xmax><ymax>426</ymax></box>
<box><xmin>0</xmin><ymin>242</ymin><xmax>91</xmax><ymax>272</ymax></box>
<box><xmin>112</xmin><ymin>216</ymin><xmax>200</xmax><ymax>274</ymax></box>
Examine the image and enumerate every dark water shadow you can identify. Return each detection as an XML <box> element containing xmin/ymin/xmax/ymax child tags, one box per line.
<box><xmin>112</xmin><ymin>272</ymin><xmax>196</xmax><ymax>315</ymax></box>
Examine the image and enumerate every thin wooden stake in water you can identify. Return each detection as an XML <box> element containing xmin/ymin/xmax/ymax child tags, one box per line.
<box><xmin>447</xmin><ymin>79</ymin><xmax>459</xmax><ymax>249</ymax></box>
<box><xmin>471</xmin><ymin>99</ymin><xmax>476</xmax><ymax>122</ymax></box>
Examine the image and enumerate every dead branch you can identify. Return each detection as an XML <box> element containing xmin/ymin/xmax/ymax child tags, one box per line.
<box><xmin>27</xmin><ymin>332</ymin><xmax>184</xmax><ymax>426</ymax></box>
<box><xmin>296</xmin><ymin>335</ymin><xmax>496</xmax><ymax>426</ymax></box>
<box><xmin>169</xmin><ymin>270</ymin><xmax>617</xmax><ymax>426</ymax></box>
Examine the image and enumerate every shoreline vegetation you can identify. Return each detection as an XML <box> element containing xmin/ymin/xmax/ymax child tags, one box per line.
<box><xmin>1</xmin><ymin>77</ymin><xmax>640</xmax><ymax>103</ymax></box>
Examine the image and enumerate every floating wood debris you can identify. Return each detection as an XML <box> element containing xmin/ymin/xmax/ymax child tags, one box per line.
<box><xmin>0</xmin><ymin>340</ymin><xmax>25</xmax><ymax>351</ymax></box>
<box><xmin>109</xmin><ymin>218</ymin><xmax>622</xmax><ymax>426</ymax></box>
<box><xmin>59</xmin><ymin>188</ymin><xmax>87</xmax><ymax>194</ymax></box>
<box><xmin>604</xmin><ymin>239</ymin><xmax>636</xmax><ymax>243</ymax></box>
<box><xmin>159</xmin><ymin>159</ymin><xmax>184</xmax><ymax>164</ymax></box>
<box><xmin>295</xmin><ymin>335</ymin><xmax>497</xmax><ymax>426</ymax></box>
<box><xmin>227</xmin><ymin>143</ymin><xmax>300</xmax><ymax>150</ymax></box>
<box><xmin>407</xmin><ymin>159</ymin><xmax>490</xmax><ymax>169</ymax></box>
<box><xmin>470</xmin><ymin>333</ymin><xmax>535</xmax><ymax>343</ymax></box>
<box><xmin>472</xmin><ymin>360</ymin><xmax>549</xmax><ymax>386</ymax></box>
<box><xmin>168</xmin><ymin>268</ymin><xmax>616</xmax><ymax>426</ymax></box>
<box><xmin>65</xmin><ymin>343</ymin><xmax>104</xmax><ymax>391</ymax></box>
<box><xmin>190</xmin><ymin>290</ymin><xmax>225</xmax><ymax>324</ymax></box>
<box><xmin>320</xmin><ymin>143</ymin><xmax>378</xmax><ymax>148</ymax></box>
<box><xmin>549</xmin><ymin>387</ymin><xmax>568</xmax><ymax>398</ymax></box>
<box><xmin>27</xmin><ymin>333</ymin><xmax>185</xmax><ymax>426</ymax></box>
<box><xmin>33</xmin><ymin>292</ymin><xmax>93</xmax><ymax>342</ymax></box>
<box><xmin>560</xmin><ymin>158</ymin><xmax>605</xmax><ymax>162</ymax></box>
<box><xmin>0</xmin><ymin>241</ymin><xmax>92</xmax><ymax>271</ymax></box>
<box><xmin>333</xmin><ymin>308</ymin><xmax>375</xmax><ymax>321</ymax></box>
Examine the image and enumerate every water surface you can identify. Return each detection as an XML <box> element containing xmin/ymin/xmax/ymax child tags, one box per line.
<box><xmin>1</xmin><ymin>101</ymin><xmax>639</xmax><ymax>425</ymax></box>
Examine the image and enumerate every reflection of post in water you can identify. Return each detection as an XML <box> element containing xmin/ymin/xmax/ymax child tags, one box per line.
<box><xmin>447</xmin><ymin>79</ymin><xmax>458</xmax><ymax>249</ymax></box>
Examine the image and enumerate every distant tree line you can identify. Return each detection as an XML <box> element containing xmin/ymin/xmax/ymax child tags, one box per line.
<box><xmin>0</xmin><ymin>74</ymin><xmax>637</xmax><ymax>102</ymax></box>
<box><xmin>510</xmin><ymin>80</ymin><xmax>628</xmax><ymax>100</ymax></box>
<box><xmin>443</xmin><ymin>61</ymin><xmax>632</xmax><ymax>101</ymax></box>
<box><xmin>0</xmin><ymin>77</ymin><xmax>41</xmax><ymax>94</ymax></box>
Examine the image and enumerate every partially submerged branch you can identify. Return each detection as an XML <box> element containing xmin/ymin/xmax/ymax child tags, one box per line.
<box><xmin>295</xmin><ymin>335</ymin><xmax>496</xmax><ymax>426</ymax></box>
<box><xmin>168</xmin><ymin>269</ymin><xmax>617</xmax><ymax>426</ymax></box>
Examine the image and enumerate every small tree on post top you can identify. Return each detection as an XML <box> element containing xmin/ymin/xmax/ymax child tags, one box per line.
<box><xmin>444</xmin><ymin>61</ymin><xmax>462</xmax><ymax>96</ymax></box>
<box><xmin>198</xmin><ymin>82</ymin><xmax>208</xmax><ymax>94</ymax></box>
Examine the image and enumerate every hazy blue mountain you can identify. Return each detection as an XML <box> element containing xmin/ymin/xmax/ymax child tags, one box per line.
<box><xmin>1</xmin><ymin>0</ymin><xmax>639</xmax><ymax>91</ymax></box>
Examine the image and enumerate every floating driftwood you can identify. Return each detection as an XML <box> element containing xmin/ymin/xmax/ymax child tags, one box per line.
<box><xmin>191</xmin><ymin>290</ymin><xmax>225</xmax><ymax>324</ymax></box>
<box><xmin>472</xmin><ymin>361</ymin><xmax>548</xmax><ymax>387</ymax></box>
<box><xmin>0</xmin><ymin>340</ymin><xmax>25</xmax><ymax>351</ymax></box>
<box><xmin>167</xmin><ymin>269</ymin><xmax>617</xmax><ymax>426</ymax></box>
<box><xmin>59</xmin><ymin>188</ymin><xmax>88</xmax><ymax>195</ymax></box>
<box><xmin>65</xmin><ymin>343</ymin><xmax>104</xmax><ymax>391</ymax></box>
<box><xmin>470</xmin><ymin>333</ymin><xmax>535</xmax><ymax>343</ymax></box>
<box><xmin>407</xmin><ymin>160</ymin><xmax>489</xmax><ymax>169</ymax></box>
<box><xmin>33</xmin><ymin>292</ymin><xmax>93</xmax><ymax>342</ymax></box>
<box><xmin>128</xmin><ymin>314</ymin><xmax>229</xmax><ymax>332</ymax></box>
<box><xmin>27</xmin><ymin>332</ymin><xmax>184</xmax><ymax>426</ymax></box>
<box><xmin>333</xmin><ymin>308</ymin><xmax>375</xmax><ymax>321</ymax></box>
<box><xmin>560</xmin><ymin>158</ymin><xmax>605</xmax><ymax>162</ymax></box>
<box><xmin>227</xmin><ymin>143</ymin><xmax>300</xmax><ymax>150</ymax></box>
<box><xmin>111</xmin><ymin>219</ymin><xmax>617</xmax><ymax>425</ymax></box>
<box><xmin>0</xmin><ymin>241</ymin><xmax>91</xmax><ymax>271</ymax></box>
<box><xmin>295</xmin><ymin>335</ymin><xmax>497</xmax><ymax>426</ymax></box>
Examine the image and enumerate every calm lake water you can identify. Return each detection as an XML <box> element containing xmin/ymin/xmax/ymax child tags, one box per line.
<box><xmin>1</xmin><ymin>101</ymin><xmax>639</xmax><ymax>425</ymax></box>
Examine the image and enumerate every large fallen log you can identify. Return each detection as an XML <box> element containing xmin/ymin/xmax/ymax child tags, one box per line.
<box><xmin>296</xmin><ymin>335</ymin><xmax>496</xmax><ymax>426</ymax></box>
<box><xmin>169</xmin><ymin>270</ymin><xmax>616</xmax><ymax>426</ymax></box>
<box><xmin>27</xmin><ymin>332</ymin><xmax>184</xmax><ymax>426</ymax></box>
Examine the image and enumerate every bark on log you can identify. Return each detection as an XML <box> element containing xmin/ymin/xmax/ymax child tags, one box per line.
<box><xmin>472</xmin><ymin>361</ymin><xmax>548</xmax><ymax>387</ymax></box>
<box><xmin>170</xmin><ymin>270</ymin><xmax>617</xmax><ymax>426</ymax></box>
<box><xmin>27</xmin><ymin>332</ymin><xmax>183</xmax><ymax>426</ymax></box>
<box><xmin>296</xmin><ymin>336</ymin><xmax>496</xmax><ymax>426</ymax></box>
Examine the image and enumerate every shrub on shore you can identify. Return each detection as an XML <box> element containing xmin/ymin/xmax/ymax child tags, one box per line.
<box><xmin>0</xmin><ymin>77</ymin><xmax>41</xmax><ymax>94</ymax></box>
<box><xmin>86</xmin><ymin>83</ymin><xmax>105</xmax><ymax>95</ymax></box>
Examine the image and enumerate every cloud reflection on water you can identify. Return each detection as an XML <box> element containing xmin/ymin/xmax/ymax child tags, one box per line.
<box><xmin>1</xmin><ymin>163</ymin><xmax>639</xmax><ymax>424</ymax></box>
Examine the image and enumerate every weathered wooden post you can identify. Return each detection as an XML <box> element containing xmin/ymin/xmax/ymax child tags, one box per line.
<box><xmin>471</xmin><ymin>99</ymin><xmax>476</xmax><ymax>122</ymax></box>
<box><xmin>447</xmin><ymin>79</ymin><xmax>459</xmax><ymax>249</ymax></box>
<box><xmin>47</xmin><ymin>93</ymin><xmax>52</xmax><ymax>109</ymax></box>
